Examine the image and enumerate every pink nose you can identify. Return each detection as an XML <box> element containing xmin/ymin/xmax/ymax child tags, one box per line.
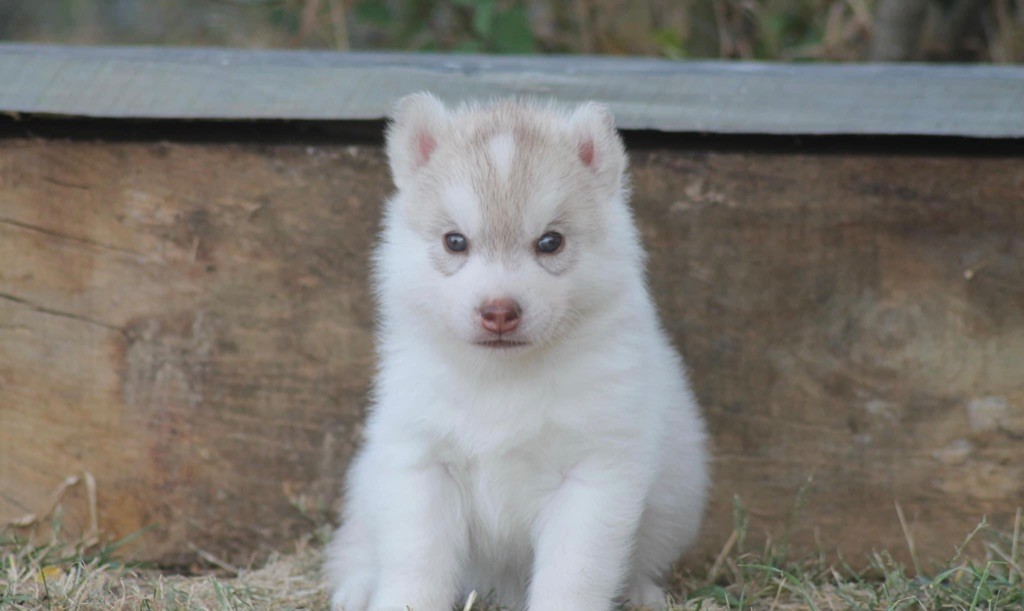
<box><xmin>479</xmin><ymin>298</ymin><xmax>521</xmax><ymax>334</ymax></box>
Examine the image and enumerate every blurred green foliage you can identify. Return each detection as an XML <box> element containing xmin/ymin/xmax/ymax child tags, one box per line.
<box><xmin>0</xmin><ymin>0</ymin><xmax>1020</xmax><ymax>62</ymax></box>
<box><xmin>352</xmin><ymin>0</ymin><xmax>536</xmax><ymax>53</ymax></box>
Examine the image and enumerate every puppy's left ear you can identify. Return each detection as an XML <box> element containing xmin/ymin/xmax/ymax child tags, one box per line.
<box><xmin>569</xmin><ymin>102</ymin><xmax>627</xmax><ymax>198</ymax></box>
<box><xmin>386</xmin><ymin>92</ymin><xmax>450</xmax><ymax>191</ymax></box>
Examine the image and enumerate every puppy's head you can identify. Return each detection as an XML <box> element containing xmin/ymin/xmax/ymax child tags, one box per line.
<box><xmin>377</xmin><ymin>93</ymin><xmax>638</xmax><ymax>353</ymax></box>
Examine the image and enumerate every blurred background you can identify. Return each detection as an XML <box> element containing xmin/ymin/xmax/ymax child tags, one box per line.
<box><xmin>0</xmin><ymin>0</ymin><xmax>1020</xmax><ymax>62</ymax></box>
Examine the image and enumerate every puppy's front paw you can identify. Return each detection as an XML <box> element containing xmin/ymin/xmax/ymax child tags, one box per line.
<box><xmin>329</xmin><ymin>574</ymin><xmax>374</xmax><ymax>611</ymax></box>
<box><xmin>623</xmin><ymin>575</ymin><xmax>668</xmax><ymax>609</ymax></box>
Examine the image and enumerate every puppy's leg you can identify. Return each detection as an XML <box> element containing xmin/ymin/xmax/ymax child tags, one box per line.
<box><xmin>527</xmin><ymin>465</ymin><xmax>645</xmax><ymax>611</ymax></box>
<box><xmin>366</xmin><ymin>458</ymin><xmax>466</xmax><ymax>611</ymax></box>
<box><xmin>325</xmin><ymin>512</ymin><xmax>377</xmax><ymax>610</ymax></box>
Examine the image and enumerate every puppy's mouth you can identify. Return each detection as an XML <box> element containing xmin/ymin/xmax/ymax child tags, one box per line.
<box><xmin>474</xmin><ymin>338</ymin><xmax>531</xmax><ymax>350</ymax></box>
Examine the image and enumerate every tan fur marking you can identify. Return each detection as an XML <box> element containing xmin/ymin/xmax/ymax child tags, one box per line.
<box><xmin>398</xmin><ymin>98</ymin><xmax>626</xmax><ymax>271</ymax></box>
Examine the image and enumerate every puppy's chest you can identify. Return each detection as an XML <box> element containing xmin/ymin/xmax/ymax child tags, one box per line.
<box><xmin>438</xmin><ymin>433</ymin><xmax>576</xmax><ymax>539</ymax></box>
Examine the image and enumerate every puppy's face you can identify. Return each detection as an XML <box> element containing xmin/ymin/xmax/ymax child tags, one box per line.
<box><xmin>380</xmin><ymin>95</ymin><xmax>631</xmax><ymax>353</ymax></box>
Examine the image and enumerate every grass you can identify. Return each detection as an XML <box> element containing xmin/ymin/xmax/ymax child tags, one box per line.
<box><xmin>2</xmin><ymin>506</ymin><xmax>1021</xmax><ymax>610</ymax></box>
<box><xmin>0</xmin><ymin>532</ymin><xmax>328</xmax><ymax>610</ymax></box>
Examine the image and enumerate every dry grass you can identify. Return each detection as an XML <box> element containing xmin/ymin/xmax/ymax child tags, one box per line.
<box><xmin>1</xmin><ymin>534</ymin><xmax>329</xmax><ymax>610</ymax></box>
<box><xmin>2</xmin><ymin>507</ymin><xmax>1022</xmax><ymax>610</ymax></box>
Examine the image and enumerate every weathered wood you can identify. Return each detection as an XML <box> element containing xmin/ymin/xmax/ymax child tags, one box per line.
<box><xmin>0</xmin><ymin>141</ymin><xmax>381</xmax><ymax>562</ymax></box>
<box><xmin>1</xmin><ymin>137</ymin><xmax>1021</xmax><ymax>566</ymax></box>
<box><xmin>1</xmin><ymin>44</ymin><xmax>1024</xmax><ymax>137</ymax></box>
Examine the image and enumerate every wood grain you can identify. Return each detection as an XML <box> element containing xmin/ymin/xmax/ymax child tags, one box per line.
<box><xmin>1</xmin><ymin>138</ymin><xmax>1022</xmax><ymax>567</ymax></box>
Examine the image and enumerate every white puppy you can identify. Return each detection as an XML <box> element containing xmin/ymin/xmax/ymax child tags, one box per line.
<box><xmin>325</xmin><ymin>94</ymin><xmax>709</xmax><ymax>611</ymax></box>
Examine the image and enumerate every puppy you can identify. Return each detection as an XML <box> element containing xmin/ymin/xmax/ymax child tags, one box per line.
<box><xmin>325</xmin><ymin>94</ymin><xmax>709</xmax><ymax>611</ymax></box>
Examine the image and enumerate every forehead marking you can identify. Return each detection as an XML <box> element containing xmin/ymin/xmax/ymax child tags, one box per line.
<box><xmin>487</xmin><ymin>132</ymin><xmax>515</xmax><ymax>181</ymax></box>
<box><xmin>442</xmin><ymin>183</ymin><xmax>481</xmax><ymax>234</ymax></box>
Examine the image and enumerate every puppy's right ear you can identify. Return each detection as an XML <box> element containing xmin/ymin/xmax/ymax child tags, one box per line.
<box><xmin>386</xmin><ymin>92</ymin><xmax>449</xmax><ymax>191</ymax></box>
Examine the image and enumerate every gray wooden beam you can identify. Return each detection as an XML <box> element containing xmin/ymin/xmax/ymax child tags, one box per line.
<box><xmin>1</xmin><ymin>44</ymin><xmax>1022</xmax><ymax>137</ymax></box>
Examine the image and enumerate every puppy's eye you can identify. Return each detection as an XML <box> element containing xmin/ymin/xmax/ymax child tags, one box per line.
<box><xmin>444</xmin><ymin>232</ymin><xmax>469</xmax><ymax>253</ymax></box>
<box><xmin>536</xmin><ymin>232</ymin><xmax>564</xmax><ymax>255</ymax></box>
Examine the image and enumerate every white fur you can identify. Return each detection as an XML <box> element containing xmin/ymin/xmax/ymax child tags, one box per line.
<box><xmin>442</xmin><ymin>183</ymin><xmax>482</xmax><ymax>236</ymax></box>
<box><xmin>487</xmin><ymin>132</ymin><xmax>515</xmax><ymax>181</ymax></box>
<box><xmin>325</xmin><ymin>94</ymin><xmax>709</xmax><ymax>611</ymax></box>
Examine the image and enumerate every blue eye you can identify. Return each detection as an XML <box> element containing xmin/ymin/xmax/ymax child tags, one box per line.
<box><xmin>444</xmin><ymin>232</ymin><xmax>468</xmax><ymax>253</ymax></box>
<box><xmin>536</xmin><ymin>232</ymin><xmax>563</xmax><ymax>254</ymax></box>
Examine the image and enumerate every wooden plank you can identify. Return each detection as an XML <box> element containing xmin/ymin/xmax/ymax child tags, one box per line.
<box><xmin>1</xmin><ymin>138</ymin><xmax>1022</xmax><ymax>566</ymax></box>
<box><xmin>1</xmin><ymin>44</ymin><xmax>1023</xmax><ymax>137</ymax></box>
